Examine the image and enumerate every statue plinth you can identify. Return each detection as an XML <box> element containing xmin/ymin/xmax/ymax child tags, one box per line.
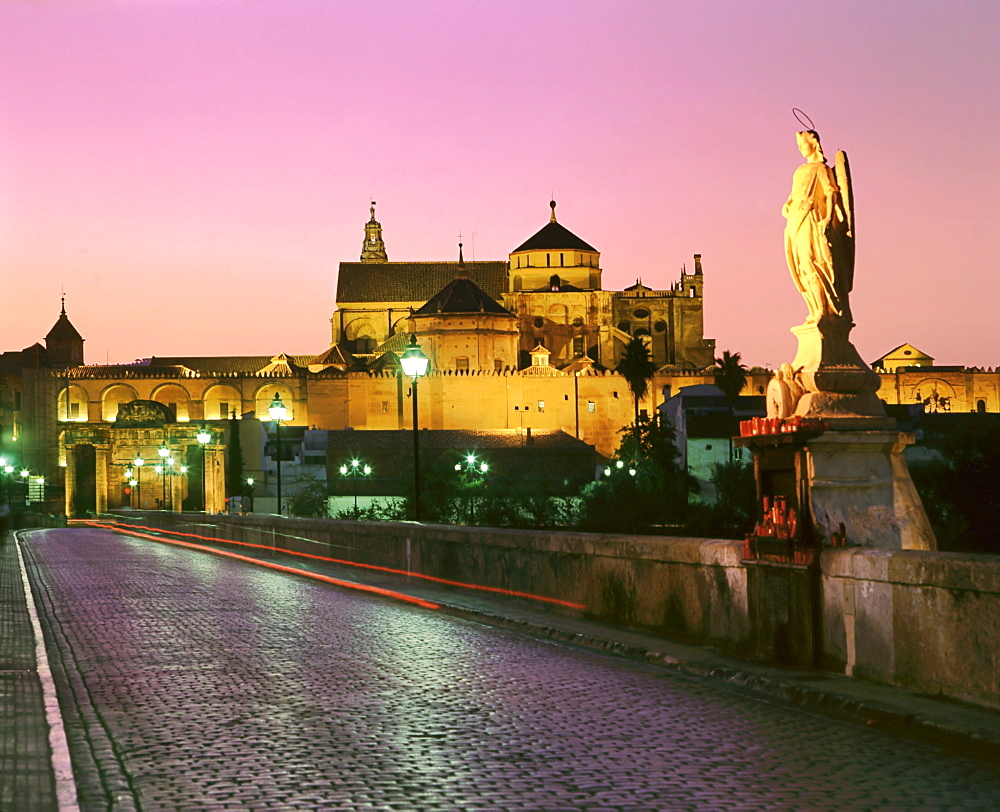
<box><xmin>788</xmin><ymin>321</ymin><xmax>885</xmax><ymax>419</ymax></box>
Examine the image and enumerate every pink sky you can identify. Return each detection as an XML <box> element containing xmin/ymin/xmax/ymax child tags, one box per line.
<box><xmin>2</xmin><ymin>0</ymin><xmax>998</xmax><ymax>369</ymax></box>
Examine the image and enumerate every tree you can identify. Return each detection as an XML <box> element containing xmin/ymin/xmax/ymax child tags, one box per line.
<box><xmin>908</xmin><ymin>420</ymin><xmax>1000</xmax><ymax>553</ymax></box>
<box><xmin>286</xmin><ymin>475</ymin><xmax>330</xmax><ymax>518</ymax></box>
<box><xmin>579</xmin><ymin>419</ymin><xmax>694</xmax><ymax>534</ymax></box>
<box><xmin>617</xmin><ymin>337</ymin><xmax>658</xmax><ymax>447</ymax></box>
<box><xmin>714</xmin><ymin>350</ymin><xmax>748</xmax><ymax>405</ymax></box>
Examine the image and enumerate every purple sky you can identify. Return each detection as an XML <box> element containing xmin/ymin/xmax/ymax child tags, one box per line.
<box><xmin>2</xmin><ymin>0</ymin><xmax>997</xmax><ymax>369</ymax></box>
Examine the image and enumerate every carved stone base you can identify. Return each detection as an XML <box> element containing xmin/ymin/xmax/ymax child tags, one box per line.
<box><xmin>805</xmin><ymin>430</ymin><xmax>936</xmax><ymax>551</ymax></box>
<box><xmin>788</xmin><ymin>321</ymin><xmax>884</xmax><ymax>418</ymax></box>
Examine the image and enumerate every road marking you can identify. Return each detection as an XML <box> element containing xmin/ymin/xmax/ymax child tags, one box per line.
<box><xmin>15</xmin><ymin>533</ymin><xmax>81</xmax><ymax>812</ymax></box>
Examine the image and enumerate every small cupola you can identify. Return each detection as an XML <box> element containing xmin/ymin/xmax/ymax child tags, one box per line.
<box><xmin>509</xmin><ymin>200</ymin><xmax>602</xmax><ymax>292</ymax></box>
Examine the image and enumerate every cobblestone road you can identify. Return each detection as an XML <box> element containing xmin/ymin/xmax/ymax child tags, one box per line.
<box><xmin>19</xmin><ymin>528</ymin><xmax>1000</xmax><ymax>810</ymax></box>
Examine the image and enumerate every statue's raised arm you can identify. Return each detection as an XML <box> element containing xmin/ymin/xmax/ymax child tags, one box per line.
<box><xmin>783</xmin><ymin>130</ymin><xmax>853</xmax><ymax>325</ymax></box>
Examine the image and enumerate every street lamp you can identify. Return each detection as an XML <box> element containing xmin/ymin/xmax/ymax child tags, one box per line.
<box><xmin>196</xmin><ymin>428</ymin><xmax>212</xmax><ymax>512</ymax></box>
<box><xmin>400</xmin><ymin>335</ymin><xmax>429</xmax><ymax>521</ymax></box>
<box><xmin>454</xmin><ymin>452</ymin><xmax>489</xmax><ymax>524</ymax></box>
<box><xmin>339</xmin><ymin>458</ymin><xmax>372</xmax><ymax>519</ymax></box>
<box><xmin>133</xmin><ymin>454</ymin><xmax>144</xmax><ymax>510</ymax></box>
<box><xmin>267</xmin><ymin>393</ymin><xmax>288</xmax><ymax>515</ymax></box>
<box><xmin>245</xmin><ymin>476</ymin><xmax>255</xmax><ymax>514</ymax></box>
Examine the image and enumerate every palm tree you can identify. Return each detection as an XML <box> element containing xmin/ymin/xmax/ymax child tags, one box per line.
<box><xmin>617</xmin><ymin>337</ymin><xmax>658</xmax><ymax>449</ymax></box>
<box><xmin>714</xmin><ymin>350</ymin><xmax>748</xmax><ymax>406</ymax></box>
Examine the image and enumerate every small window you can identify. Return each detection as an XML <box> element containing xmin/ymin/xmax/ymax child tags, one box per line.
<box><xmin>705</xmin><ymin>444</ymin><xmax>713</xmax><ymax>451</ymax></box>
<box><xmin>633</xmin><ymin>308</ymin><xmax>650</xmax><ymax>319</ymax></box>
<box><xmin>654</xmin><ymin>320</ymin><xmax>667</xmax><ymax>333</ymax></box>
<box><xmin>381</xmin><ymin>401</ymin><xmax>389</xmax><ymax>414</ymax></box>
<box><xmin>573</xmin><ymin>336</ymin><xmax>584</xmax><ymax>356</ymax></box>
<box><xmin>689</xmin><ymin>286</ymin><xmax>696</xmax><ymax>297</ymax></box>
<box><xmin>617</xmin><ymin>321</ymin><xmax>630</xmax><ymax>333</ymax></box>
<box><xmin>978</xmin><ymin>399</ymin><xmax>987</xmax><ymax>414</ymax></box>
<box><xmin>456</xmin><ymin>357</ymin><xmax>470</xmax><ymax>371</ymax></box>
<box><xmin>587</xmin><ymin>401</ymin><xmax>596</xmax><ymax>413</ymax></box>
<box><xmin>533</xmin><ymin>316</ymin><xmax>544</xmax><ymax>329</ymax></box>
<box><xmin>572</xmin><ymin>316</ymin><xmax>584</xmax><ymax>328</ymax></box>
<box><xmin>546</xmin><ymin>253</ymin><xmax>551</xmax><ymax>267</ymax></box>
<box><xmin>494</xmin><ymin>359</ymin><xmax>502</xmax><ymax>372</ymax></box>
<box><xmin>537</xmin><ymin>400</ymin><xmax>545</xmax><ymax>413</ymax></box>
<box><xmin>560</xmin><ymin>253</ymin><xmax>564</xmax><ymax>267</ymax></box>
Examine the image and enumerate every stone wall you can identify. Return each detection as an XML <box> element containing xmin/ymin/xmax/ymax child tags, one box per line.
<box><xmin>821</xmin><ymin>549</ymin><xmax>1000</xmax><ymax>708</ymax></box>
<box><xmin>113</xmin><ymin>513</ymin><xmax>1000</xmax><ymax>708</ymax></box>
<box><xmin>132</xmin><ymin>512</ymin><xmax>750</xmax><ymax>653</ymax></box>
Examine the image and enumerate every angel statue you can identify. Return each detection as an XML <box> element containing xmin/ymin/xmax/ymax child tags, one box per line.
<box><xmin>782</xmin><ymin>129</ymin><xmax>855</xmax><ymax>325</ymax></box>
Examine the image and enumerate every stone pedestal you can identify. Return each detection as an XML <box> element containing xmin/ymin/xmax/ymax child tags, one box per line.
<box><xmin>805</xmin><ymin>429</ymin><xmax>936</xmax><ymax>551</ymax></box>
<box><xmin>738</xmin><ymin>426</ymin><xmax>937</xmax><ymax>551</ymax></box>
<box><xmin>789</xmin><ymin>321</ymin><xmax>884</xmax><ymax>418</ymax></box>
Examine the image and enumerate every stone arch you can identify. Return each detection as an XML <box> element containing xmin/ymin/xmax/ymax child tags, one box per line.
<box><xmin>254</xmin><ymin>384</ymin><xmax>295</xmax><ymax>422</ymax></box>
<box><xmin>152</xmin><ymin>383</ymin><xmax>192</xmax><ymax>422</ymax></box>
<box><xmin>101</xmin><ymin>383</ymin><xmax>139</xmax><ymax>422</ymax></box>
<box><xmin>391</xmin><ymin>316</ymin><xmax>411</xmax><ymax>336</ymax></box>
<box><xmin>910</xmin><ymin>378</ymin><xmax>957</xmax><ymax>413</ymax></box>
<box><xmin>203</xmin><ymin>383</ymin><xmax>243</xmax><ymax>421</ymax></box>
<box><xmin>345</xmin><ymin>318</ymin><xmax>377</xmax><ymax>353</ymax></box>
<box><xmin>547</xmin><ymin>303</ymin><xmax>569</xmax><ymax>324</ymax></box>
<box><xmin>57</xmin><ymin>383</ymin><xmax>90</xmax><ymax>422</ymax></box>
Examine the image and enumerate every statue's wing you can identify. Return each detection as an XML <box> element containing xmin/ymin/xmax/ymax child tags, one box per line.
<box><xmin>835</xmin><ymin>150</ymin><xmax>855</xmax><ymax>289</ymax></box>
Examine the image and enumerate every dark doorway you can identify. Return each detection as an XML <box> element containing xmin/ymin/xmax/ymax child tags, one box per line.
<box><xmin>73</xmin><ymin>444</ymin><xmax>97</xmax><ymax>517</ymax></box>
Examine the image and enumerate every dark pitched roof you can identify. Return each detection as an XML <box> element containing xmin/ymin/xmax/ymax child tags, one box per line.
<box><xmin>413</xmin><ymin>277</ymin><xmax>515</xmax><ymax>317</ymax></box>
<box><xmin>336</xmin><ymin>261</ymin><xmax>508</xmax><ymax>304</ymax></box>
<box><xmin>45</xmin><ymin>310</ymin><xmax>83</xmax><ymax>342</ymax></box>
<box><xmin>512</xmin><ymin>221</ymin><xmax>597</xmax><ymax>253</ymax></box>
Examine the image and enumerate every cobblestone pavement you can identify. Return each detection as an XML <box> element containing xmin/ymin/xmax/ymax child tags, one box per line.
<box><xmin>17</xmin><ymin>527</ymin><xmax>1000</xmax><ymax>810</ymax></box>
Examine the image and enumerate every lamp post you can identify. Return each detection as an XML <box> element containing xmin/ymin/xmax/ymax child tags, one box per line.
<box><xmin>133</xmin><ymin>454</ymin><xmax>144</xmax><ymax>510</ymax></box>
<box><xmin>454</xmin><ymin>453</ymin><xmax>489</xmax><ymax>524</ymax></box>
<box><xmin>267</xmin><ymin>393</ymin><xmax>288</xmax><ymax>515</ymax></box>
<box><xmin>196</xmin><ymin>429</ymin><xmax>212</xmax><ymax>512</ymax></box>
<box><xmin>339</xmin><ymin>458</ymin><xmax>372</xmax><ymax>519</ymax></box>
<box><xmin>400</xmin><ymin>335</ymin><xmax>429</xmax><ymax>522</ymax></box>
<box><xmin>245</xmin><ymin>476</ymin><xmax>254</xmax><ymax>514</ymax></box>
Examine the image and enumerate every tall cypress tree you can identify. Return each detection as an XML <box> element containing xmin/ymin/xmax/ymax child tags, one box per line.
<box><xmin>226</xmin><ymin>410</ymin><xmax>244</xmax><ymax>497</ymax></box>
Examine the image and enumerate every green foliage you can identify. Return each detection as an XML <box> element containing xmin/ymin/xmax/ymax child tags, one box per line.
<box><xmin>333</xmin><ymin>498</ymin><xmax>406</xmax><ymax>522</ymax></box>
<box><xmin>399</xmin><ymin>453</ymin><xmax>582</xmax><ymax>529</ymax></box>
<box><xmin>714</xmin><ymin>350</ymin><xmax>748</xmax><ymax>404</ymax></box>
<box><xmin>684</xmin><ymin>460</ymin><xmax>756</xmax><ymax>538</ymax></box>
<box><xmin>578</xmin><ymin>418</ymin><xmax>694</xmax><ymax>533</ymax></box>
<box><xmin>909</xmin><ymin>421</ymin><xmax>1000</xmax><ymax>553</ymax></box>
<box><xmin>286</xmin><ymin>474</ymin><xmax>330</xmax><ymax>518</ymax></box>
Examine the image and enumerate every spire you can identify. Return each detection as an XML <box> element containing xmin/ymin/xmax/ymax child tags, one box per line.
<box><xmin>455</xmin><ymin>242</ymin><xmax>468</xmax><ymax>279</ymax></box>
<box><xmin>360</xmin><ymin>200</ymin><xmax>388</xmax><ymax>263</ymax></box>
<box><xmin>549</xmin><ymin>199</ymin><xmax>557</xmax><ymax>223</ymax></box>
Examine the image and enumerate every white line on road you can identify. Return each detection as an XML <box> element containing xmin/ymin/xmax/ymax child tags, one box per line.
<box><xmin>15</xmin><ymin>532</ymin><xmax>81</xmax><ymax>812</ymax></box>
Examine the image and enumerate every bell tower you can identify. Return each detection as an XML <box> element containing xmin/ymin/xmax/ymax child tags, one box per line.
<box><xmin>360</xmin><ymin>201</ymin><xmax>388</xmax><ymax>263</ymax></box>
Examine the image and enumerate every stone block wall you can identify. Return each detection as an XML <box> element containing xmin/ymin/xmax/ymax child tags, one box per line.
<box><xmin>113</xmin><ymin>513</ymin><xmax>1000</xmax><ymax>708</ymax></box>
<box><xmin>821</xmin><ymin>548</ymin><xmax>1000</xmax><ymax>708</ymax></box>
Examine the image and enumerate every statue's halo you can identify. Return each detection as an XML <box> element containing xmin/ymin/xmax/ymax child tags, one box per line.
<box><xmin>792</xmin><ymin>108</ymin><xmax>816</xmax><ymax>130</ymax></box>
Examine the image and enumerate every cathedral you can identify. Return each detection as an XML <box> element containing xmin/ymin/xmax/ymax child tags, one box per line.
<box><xmin>331</xmin><ymin>201</ymin><xmax>716</xmax><ymax>372</ymax></box>
<box><xmin>6</xmin><ymin>201</ymin><xmax>994</xmax><ymax>517</ymax></box>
